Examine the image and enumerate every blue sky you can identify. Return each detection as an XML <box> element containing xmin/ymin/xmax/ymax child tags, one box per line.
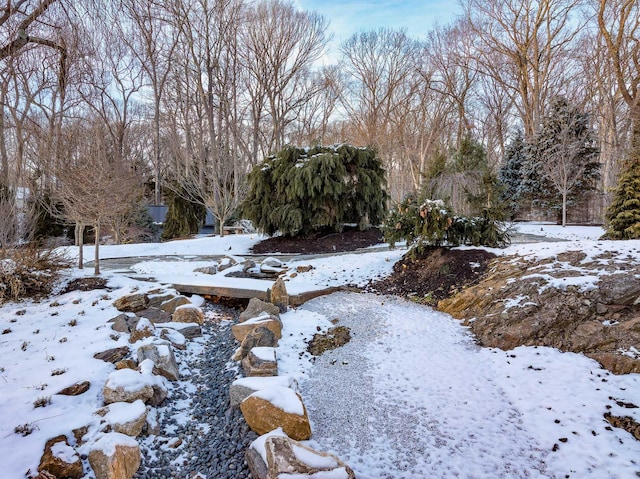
<box><xmin>296</xmin><ymin>0</ymin><xmax>461</xmax><ymax>59</ymax></box>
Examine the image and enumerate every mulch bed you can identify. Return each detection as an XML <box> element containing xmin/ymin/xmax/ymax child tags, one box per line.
<box><xmin>252</xmin><ymin>230</ymin><xmax>496</xmax><ymax>302</ymax></box>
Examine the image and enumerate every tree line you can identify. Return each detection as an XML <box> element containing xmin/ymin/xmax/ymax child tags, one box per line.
<box><xmin>0</xmin><ymin>0</ymin><xmax>638</xmax><ymax>251</ymax></box>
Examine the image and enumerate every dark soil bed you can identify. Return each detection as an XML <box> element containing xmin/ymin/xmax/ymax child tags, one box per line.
<box><xmin>366</xmin><ymin>247</ymin><xmax>496</xmax><ymax>303</ymax></box>
<box><xmin>251</xmin><ymin>227</ymin><xmax>384</xmax><ymax>254</ymax></box>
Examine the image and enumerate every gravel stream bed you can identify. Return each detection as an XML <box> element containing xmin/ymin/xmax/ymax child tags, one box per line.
<box><xmin>134</xmin><ymin>303</ymin><xmax>257</xmax><ymax>479</ymax></box>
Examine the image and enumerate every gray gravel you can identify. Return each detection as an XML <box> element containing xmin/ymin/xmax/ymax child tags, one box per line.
<box><xmin>134</xmin><ymin>303</ymin><xmax>257</xmax><ymax>479</ymax></box>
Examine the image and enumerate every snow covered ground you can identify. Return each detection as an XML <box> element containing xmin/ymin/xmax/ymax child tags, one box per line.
<box><xmin>1</xmin><ymin>223</ymin><xmax>639</xmax><ymax>478</ymax></box>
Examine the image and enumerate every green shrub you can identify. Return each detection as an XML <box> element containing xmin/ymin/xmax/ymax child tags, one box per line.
<box><xmin>383</xmin><ymin>194</ymin><xmax>512</xmax><ymax>254</ymax></box>
<box><xmin>241</xmin><ymin>144</ymin><xmax>388</xmax><ymax>237</ymax></box>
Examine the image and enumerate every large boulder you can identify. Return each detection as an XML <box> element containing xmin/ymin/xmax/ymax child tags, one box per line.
<box><xmin>88</xmin><ymin>433</ymin><xmax>141</xmax><ymax>479</ymax></box>
<box><xmin>159</xmin><ymin>327</ymin><xmax>187</xmax><ymax>350</ymax></box>
<box><xmin>109</xmin><ymin>314</ymin><xmax>138</xmax><ymax>333</ymax></box>
<box><xmin>138</xmin><ymin>359</ymin><xmax>169</xmax><ymax>406</ymax></box>
<box><xmin>239</xmin><ymin>297</ymin><xmax>281</xmax><ymax>323</ymax></box>
<box><xmin>242</xmin><ymin>347</ymin><xmax>278</xmax><ymax>377</ymax></box>
<box><xmin>240</xmin><ymin>387</ymin><xmax>311</xmax><ymax>440</ymax></box>
<box><xmin>135</xmin><ymin>308</ymin><xmax>171</xmax><ymax>324</ymax></box>
<box><xmin>230</xmin><ymin>376</ymin><xmax>296</xmax><ymax>407</ymax></box>
<box><xmin>38</xmin><ymin>435</ymin><xmax>83</xmax><ymax>479</ymax></box>
<box><xmin>265</xmin><ymin>436</ymin><xmax>355</xmax><ymax>479</ymax></box>
<box><xmin>232</xmin><ymin>313</ymin><xmax>282</xmax><ymax>343</ymax></box>
<box><xmin>113</xmin><ymin>294</ymin><xmax>148</xmax><ymax>313</ymax></box>
<box><xmin>235</xmin><ymin>326</ymin><xmax>278</xmax><ymax>361</ymax></box>
<box><xmin>146</xmin><ymin>292</ymin><xmax>176</xmax><ymax>309</ymax></box>
<box><xmin>171</xmin><ymin>305</ymin><xmax>204</xmax><ymax>325</ymax></box>
<box><xmin>160</xmin><ymin>296</ymin><xmax>191</xmax><ymax>314</ymax></box>
<box><xmin>96</xmin><ymin>400</ymin><xmax>148</xmax><ymax>437</ymax></box>
<box><xmin>137</xmin><ymin>343</ymin><xmax>180</xmax><ymax>381</ymax></box>
<box><xmin>103</xmin><ymin>369</ymin><xmax>154</xmax><ymax>405</ymax></box>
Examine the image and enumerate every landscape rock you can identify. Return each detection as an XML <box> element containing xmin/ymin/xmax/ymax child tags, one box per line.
<box><xmin>240</xmin><ymin>387</ymin><xmax>311</xmax><ymax>440</ymax></box>
<box><xmin>113</xmin><ymin>294</ymin><xmax>148</xmax><ymax>313</ymax></box>
<box><xmin>194</xmin><ymin>265</ymin><xmax>218</xmax><ymax>275</ymax></box>
<box><xmin>242</xmin><ymin>347</ymin><xmax>278</xmax><ymax>377</ymax></box>
<box><xmin>159</xmin><ymin>328</ymin><xmax>187</xmax><ymax>350</ymax></box>
<box><xmin>296</xmin><ymin>265</ymin><xmax>313</xmax><ymax>273</ymax></box>
<box><xmin>239</xmin><ymin>297</ymin><xmax>281</xmax><ymax>323</ymax></box>
<box><xmin>135</xmin><ymin>308</ymin><xmax>171</xmax><ymax>324</ymax></box>
<box><xmin>265</xmin><ymin>436</ymin><xmax>356</xmax><ymax>478</ymax></box>
<box><xmin>217</xmin><ymin>256</ymin><xmax>238</xmax><ymax>272</ymax></box>
<box><xmin>236</xmin><ymin>326</ymin><xmax>278</xmax><ymax>361</ymax></box>
<box><xmin>56</xmin><ymin>381</ymin><xmax>91</xmax><ymax>396</ymax></box>
<box><xmin>171</xmin><ymin>305</ymin><xmax>204</xmax><ymax>325</ymax></box>
<box><xmin>307</xmin><ymin>326</ymin><xmax>351</xmax><ymax>356</ymax></box>
<box><xmin>438</xmin><ymin>253</ymin><xmax>640</xmax><ymax>375</ymax></box>
<box><xmin>88</xmin><ymin>433</ymin><xmax>141</xmax><ymax>479</ymax></box>
<box><xmin>173</xmin><ymin>324</ymin><xmax>202</xmax><ymax>339</ymax></box>
<box><xmin>138</xmin><ymin>359</ymin><xmax>169</xmax><ymax>406</ymax></box>
<box><xmin>269</xmin><ymin>277</ymin><xmax>289</xmax><ymax>313</ymax></box>
<box><xmin>137</xmin><ymin>343</ymin><xmax>180</xmax><ymax>381</ymax></box>
<box><xmin>160</xmin><ymin>296</ymin><xmax>191</xmax><ymax>314</ymax></box>
<box><xmin>145</xmin><ymin>408</ymin><xmax>160</xmax><ymax>436</ymax></box>
<box><xmin>146</xmin><ymin>292</ymin><xmax>176</xmax><ymax>309</ymax></box>
<box><xmin>94</xmin><ymin>347</ymin><xmax>130</xmax><ymax>364</ymax></box>
<box><xmin>232</xmin><ymin>313</ymin><xmax>282</xmax><ymax>343</ymax></box>
<box><xmin>103</xmin><ymin>369</ymin><xmax>154</xmax><ymax>405</ymax></box>
<box><xmin>38</xmin><ymin>435</ymin><xmax>83</xmax><ymax>479</ymax></box>
<box><xmin>230</xmin><ymin>376</ymin><xmax>295</xmax><ymax>407</ymax></box>
<box><xmin>115</xmin><ymin>359</ymin><xmax>137</xmax><ymax>370</ymax></box>
<box><xmin>96</xmin><ymin>400</ymin><xmax>148</xmax><ymax>437</ymax></box>
<box><xmin>246</xmin><ymin>428</ymin><xmax>289</xmax><ymax>479</ymax></box>
<box><xmin>129</xmin><ymin>318</ymin><xmax>155</xmax><ymax>344</ymax></box>
<box><xmin>109</xmin><ymin>314</ymin><xmax>138</xmax><ymax>333</ymax></box>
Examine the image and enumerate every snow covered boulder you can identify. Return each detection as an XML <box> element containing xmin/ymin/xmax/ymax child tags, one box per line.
<box><xmin>129</xmin><ymin>318</ymin><xmax>155</xmax><ymax>344</ymax></box>
<box><xmin>234</xmin><ymin>326</ymin><xmax>279</xmax><ymax>361</ymax></box>
<box><xmin>171</xmin><ymin>304</ymin><xmax>204</xmax><ymax>325</ymax></box>
<box><xmin>38</xmin><ymin>435</ymin><xmax>83</xmax><ymax>479</ymax></box>
<box><xmin>239</xmin><ymin>297</ymin><xmax>281</xmax><ymax>323</ymax></box>
<box><xmin>137</xmin><ymin>342</ymin><xmax>179</xmax><ymax>381</ymax></box>
<box><xmin>230</xmin><ymin>376</ymin><xmax>296</xmax><ymax>407</ymax></box>
<box><xmin>103</xmin><ymin>369</ymin><xmax>154</xmax><ymax>405</ymax></box>
<box><xmin>242</xmin><ymin>346</ymin><xmax>278</xmax><ymax>377</ymax></box>
<box><xmin>232</xmin><ymin>313</ymin><xmax>282</xmax><ymax>342</ymax></box>
<box><xmin>88</xmin><ymin>433</ymin><xmax>141</xmax><ymax>479</ymax></box>
<box><xmin>113</xmin><ymin>294</ymin><xmax>148</xmax><ymax>313</ymax></box>
<box><xmin>160</xmin><ymin>295</ymin><xmax>191</xmax><ymax>314</ymax></box>
<box><xmin>135</xmin><ymin>307</ymin><xmax>171</xmax><ymax>324</ymax></box>
<box><xmin>265</xmin><ymin>436</ymin><xmax>355</xmax><ymax>479</ymax></box>
<box><xmin>240</xmin><ymin>386</ymin><xmax>311</xmax><ymax>440</ymax></box>
<box><xmin>159</xmin><ymin>327</ymin><xmax>187</xmax><ymax>350</ymax></box>
<box><xmin>138</xmin><ymin>359</ymin><xmax>170</xmax><ymax>406</ymax></box>
<box><xmin>96</xmin><ymin>400</ymin><xmax>148</xmax><ymax>437</ymax></box>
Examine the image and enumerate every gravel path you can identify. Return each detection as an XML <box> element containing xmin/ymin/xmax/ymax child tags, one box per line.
<box><xmin>134</xmin><ymin>303</ymin><xmax>257</xmax><ymax>479</ymax></box>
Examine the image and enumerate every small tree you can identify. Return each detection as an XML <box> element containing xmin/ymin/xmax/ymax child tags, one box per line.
<box><xmin>242</xmin><ymin>144</ymin><xmax>388</xmax><ymax>237</ymax></box>
<box><xmin>605</xmin><ymin>160</ymin><xmax>640</xmax><ymax>239</ymax></box>
<box><xmin>498</xmin><ymin>132</ymin><xmax>527</xmax><ymax>219</ymax></box>
<box><xmin>526</xmin><ymin>97</ymin><xmax>601</xmax><ymax>226</ymax></box>
<box><xmin>161</xmin><ymin>185</ymin><xmax>206</xmax><ymax>240</ymax></box>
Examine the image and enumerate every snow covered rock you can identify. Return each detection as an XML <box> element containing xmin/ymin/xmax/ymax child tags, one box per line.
<box><xmin>56</xmin><ymin>380</ymin><xmax>90</xmax><ymax>396</ymax></box>
<box><xmin>135</xmin><ymin>307</ymin><xmax>171</xmax><ymax>324</ymax></box>
<box><xmin>129</xmin><ymin>318</ymin><xmax>155</xmax><ymax>344</ymax></box>
<box><xmin>88</xmin><ymin>432</ymin><xmax>141</xmax><ymax>479</ymax></box>
<box><xmin>239</xmin><ymin>297</ymin><xmax>281</xmax><ymax>323</ymax></box>
<box><xmin>96</xmin><ymin>400</ymin><xmax>148</xmax><ymax>437</ymax></box>
<box><xmin>232</xmin><ymin>313</ymin><xmax>282</xmax><ymax>342</ymax></box>
<box><xmin>94</xmin><ymin>347</ymin><xmax>130</xmax><ymax>364</ymax></box>
<box><xmin>159</xmin><ymin>327</ymin><xmax>187</xmax><ymax>350</ymax></box>
<box><xmin>103</xmin><ymin>369</ymin><xmax>154</xmax><ymax>405</ymax></box>
<box><xmin>265</xmin><ymin>436</ymin><xmax>355</xmax><ymax>479</ymax></box>
<box><xmin>230</xmin><ymin>376</ymin><xmax>296</xmax><ymax>407</ymax></box>
<box><xmin>109</xmin><ymin>313</ymin><xmax>138</xmax><ymax>333</ymax></box>
<box><xmin>146</xmin><ymin>292</ymin><xmax>176</xmax><ymax>308</ymax></box>
<box><xmin>235</xmin><ymin>326</ymin><xmax>279</xmax><ymax>361</ymax></box>
<box><xmin>242</xmin><ymin>346</ymin><xmax>278</xmax><ymax>377</ymax></box>
<box><xmin>160</xmin><ymin>295</ymin><xmax>191</xmax><ymax>314</ymax></box>
<box><xmin>38</xmin><ymin>435</ymin><xmax>83</xmax><ymax>479</ymax></box>
<box><xmin>240</xmin><ymin>386</ymin><xmax>311</xmax><ymax>440</ymax></box>
<box><xmin>113</xmin><ymin>294</ymin><xmax>148</xmax><ymax>313</ymax></box>
<box><xmin>171</xmin><ymin>304</ymin><xmax>204</xmax><ymax>325</ymax></box>
<box><xmin>136</xmin><ymin>343</ymin><xmax>179</xmax><ymax>381</ymax></box>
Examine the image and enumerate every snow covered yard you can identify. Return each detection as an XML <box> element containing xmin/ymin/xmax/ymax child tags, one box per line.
<box><xmin>1</xmin><ymin>223</ymin><xmax>639</xmax><ymax>478</ymax></box>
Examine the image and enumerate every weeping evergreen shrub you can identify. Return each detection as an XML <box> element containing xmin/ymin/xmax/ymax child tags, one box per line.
<box><xmin>161</xmin><ymin>186</ymin><xmax>206</xmax><ymax>240</ymax></box>
<box><xmin>242</xmin><ymin>144</ymin><xmax>388</xmax><ymax>237</ymax></box>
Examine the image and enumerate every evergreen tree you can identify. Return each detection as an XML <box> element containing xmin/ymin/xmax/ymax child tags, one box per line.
<box><xmin>161</xmin><ymin>186</ymin><xmax>206</xmax><ymax>240</ymax></box>
<box><xmin>241</xmin><ymin>144</ymin><xmax>387</xmax><ymax>237</ymax></box>
<box><xmin>605</xmin><ymin>160</ymin><xmax>640</xmax><ymax>239</ymax></box>
<box><xmin>498</xmin><ymin>132</ymin><xmax>527</xmax><ymax>219</ymax></box>
<box><xmin>525</xmin><ymin>97</ymin><xmax>600</xmax><ymax>225</ymax></box>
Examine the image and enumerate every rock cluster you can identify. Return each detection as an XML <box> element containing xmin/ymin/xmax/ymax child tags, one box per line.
<box><xmin>37</xmin><ymin>290</ymin><xmax>205</xmax><ymax>479</ymax></box>
<box><xmin>229</xmin><ymin>287</ymin><xmax>355</xmax><ymax>478</ymax></box>
<box><xmin>439</xmin><ymin>250</ymin><xmax>640</xmax><ymax>374</ymax></box>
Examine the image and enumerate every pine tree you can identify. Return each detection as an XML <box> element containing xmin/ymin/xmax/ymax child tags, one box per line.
<box><xmin>242</xmin><ymin>144</ymin><xmax>387</xmax><ymax>237</ymax></box>
<box><xmin>498</xmin><ymin>132</ymin><xmax>526</xmax><ymax>219</ymax></box>
<box><xmin>605</xmin><ymin>160</ymin><xmax>640</xmax><ymax>239</ymax></box>
<box><xmin>161</xmin><ymin>186</ymin><xmax>206</xmax><ymax>240</ymax></box>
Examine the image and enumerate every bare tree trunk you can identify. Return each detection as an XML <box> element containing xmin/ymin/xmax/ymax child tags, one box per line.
<box><xmin>94</xmin><ymin>223</ymin><xmax>100</xmax><ymax>275</ymax></box>
<box><xmin>75</xmin><ymin>222</ymin><xmax>84</xmax><ymax>269</ymax></box>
